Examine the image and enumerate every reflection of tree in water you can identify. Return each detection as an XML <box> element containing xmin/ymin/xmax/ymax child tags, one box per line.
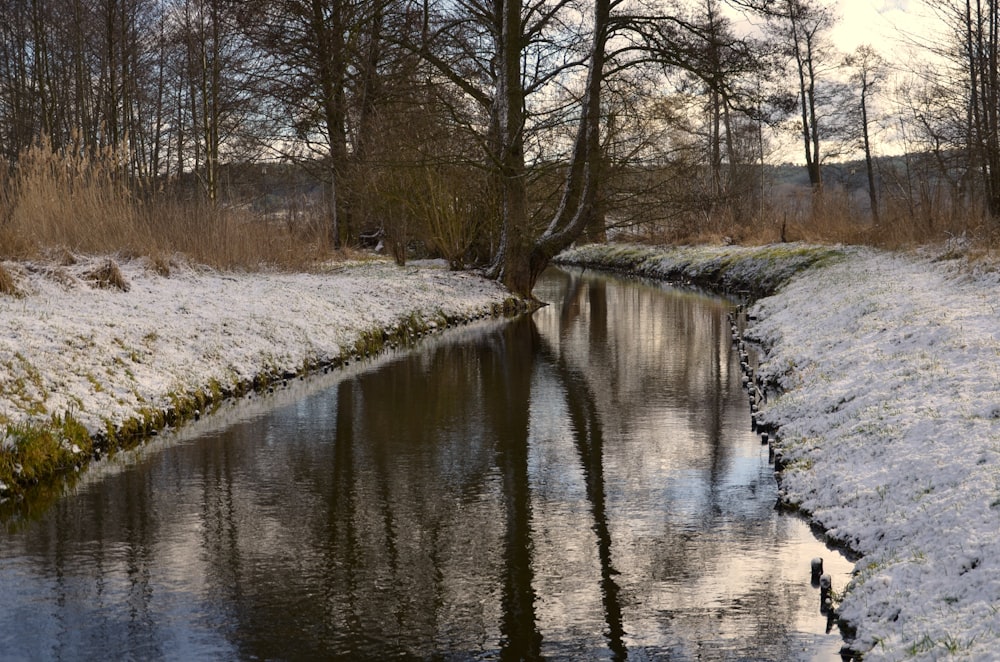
<box><xmin>0</xmin><ymin>267</ymin><xmax>829</xmax><ymax>660</ymax></box>
<box><xmin>481</xmin><ymin>318</ymin><xmax>543</xmax><ymax>660</ymax></box>
<box><xmin>191</xmin><ymin>319</ymin><xmax>548</xmax><ymax>659</ymax></box>
<box><xmin>536</xmin><ymin>329</ymin><xmax>628</xmax><ymax>660</ymax></box>
<box><xmin>536</xmin><ymin>267</ymin><xmax>809</xmax><ymax>657</ymax></box>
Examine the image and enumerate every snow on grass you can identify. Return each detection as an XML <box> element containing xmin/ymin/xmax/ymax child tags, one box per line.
<box><xmin>747</xmin><ymin>247</ymin><xmax>1000</xmax><ymax>660</ymax></box>
<box><xmin>561</xmin><ymin>241</ymin><xmax>1000</xmax><ymax>660</ymax></box>
<box><xmin>0</xmin><ymin>255</ymin><xmax>511</xmax><ymax>446</ymax></box>
<box><xmin>557</xmin><ymin>242</ymin><xmax>845</xmax><ymax>295</ymax></box>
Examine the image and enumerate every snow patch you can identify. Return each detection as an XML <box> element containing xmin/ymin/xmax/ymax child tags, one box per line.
<box><xmin>747</xmin><ymin>249</ymin><xmax>1000</xmax><ymax>660</ymax></box>
<box><xmin>0</xmin><ymin>257</ymin><xmax>510</xmax><ymax>437</ymax></box>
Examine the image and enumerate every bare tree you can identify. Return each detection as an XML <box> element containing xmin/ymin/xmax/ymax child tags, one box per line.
<box><xmin>684</xmin><ymin>0</ymin><xmax>779</xmax><ymax>224</ymax></box>
<box><xmin>0</xmin><ymin>0</ymin><xmax>166</xmax><ymax>174</ymax></box>
<box><xmin>760</xmin><ymin>0</ymin><xmax>838</xmax><ymax>192</ymax></box>
<box><xmin>410</xmin><ymin>0</ymin><xmax>606</xmax><ymax>296</ymax></box>
<box><xmin>962</xmin><ymin>0</ymin><xmax>1000</xmax><ymax>216</ymax></box>
<box><xmin>0</xmin><ymin>0</ymin><xmax>43</xmax><ymax>161</ymax></box>
<box><xmin>238</xmin><ymin>0</ymin><xmax>359</xmax><ymax>246</ymax></box>
<box><xmin>843</xmin><ymin>45</ymin><xmax>887</xmax><ymax>223</ymax></box>
<box><xmin>901</xmin><ymin>0</ymin><xmax>1000</xmax><ymax>220</ymax></box>
<box><xmin>165</xmin><ymin>0</ymin><xmax>258</xmax><ymax>203</ymax></box>
<box><xmin>492</xmin><ymin>0</ymin><xmax>613</xmax><ymax>297</ymax></box>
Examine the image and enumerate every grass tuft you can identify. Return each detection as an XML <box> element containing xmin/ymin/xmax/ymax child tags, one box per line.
<box><xmin>0</xmin><ymin>263</ymin><xmax>18</xmax><ymax>296</ymax></box>
<box><xmin>57</xmin><ymin>248</ymin><xmax>77</xmax><ymax>266</ymax></box>
<box><xmin>86</xmin><ymin>258</ymin><xmax>129</xmax><ymax>292</ymax></box>
<box><xmin>0</xmin><ymin>412</ymin><xmax>91</xmax><ymax>490</ymax></box>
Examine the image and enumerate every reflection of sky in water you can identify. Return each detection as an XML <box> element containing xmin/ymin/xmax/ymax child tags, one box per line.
<box><xmin>528</xmin><ymin>269</ymin><xmax>854</xmax><ymax>660</ymax></box>
<box><xmin>0</xmin><ymin>267</ymin><xmax>854</xmax><ymax>661</ymax></box>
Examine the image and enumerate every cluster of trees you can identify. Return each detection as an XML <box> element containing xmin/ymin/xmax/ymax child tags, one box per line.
<box><xmin>2</xmin><ymin>0</ymin><xmax>1000</xmax><ymax>295</ymax></box>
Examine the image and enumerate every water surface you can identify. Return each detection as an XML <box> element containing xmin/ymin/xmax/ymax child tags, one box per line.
<box><xmin>0</xmin><ymin>267</ymin><xmax>852</xmax><ymax>660</ymax></box>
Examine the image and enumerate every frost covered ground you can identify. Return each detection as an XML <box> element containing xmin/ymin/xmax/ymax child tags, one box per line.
<box><xmin>0</xmin><ymin>255</ymin><xmax>511</xmax><ymax>475</ymax></box>
<box><xmin>558</xmin><ymin>243</ymin><xmax>1000</xmax><ymax>660</ymax></box>
<box><xmin>6</xmin><ymin>243</ymin><xmax>1000</xmax><ymax>659</ymax></box>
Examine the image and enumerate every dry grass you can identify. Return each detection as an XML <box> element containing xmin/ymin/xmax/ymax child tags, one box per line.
<box><xmin>0</xmin><ymin>262</ymin><xmax>18</xmax><ymax>296</ymax></box>
<box><xmin>138</xmin><ymin>198</ymin><xmax>331</xmax><ymax>271</ymax></box>
<box><xmin>3</xmin><ymin>136</ymin><xmax>995</xmax><ymax>273</ymax></box>
<box><xmin>0</xmin><ymin>136</ymin><xmax>141</xmax><ymax>256</ymax></box>
<box><xmin>639</xmin><ymin>185</ymin><xmax>990</xmax><ymax>251</ymax></box>
<box><xmin>85</xmin><ymin>258</ymin><xmax>129</xmax><ymax>291</ymax></box>
<box><xmin>0</xmin><ymin>136</ymin><xmax>338</xmax><ymax>271</ymax></box>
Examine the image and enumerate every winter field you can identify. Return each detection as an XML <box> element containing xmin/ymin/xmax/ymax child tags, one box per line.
<box><xmin>557</xmin><ymin>242</ymin><xmax>1000</xmax><ymax>660</ymax></box>
<box><xmin>4</xmin><ymin>243</ymin><xmax>1000</xmax><ymax>659</ymax></box>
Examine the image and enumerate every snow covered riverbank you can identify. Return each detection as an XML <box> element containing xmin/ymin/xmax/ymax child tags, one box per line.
<box><xmin>558</xmin><ymin>243</ymin><xmax>1000</xmax><ymax>660</ymax></box>
<box><xmin>0</xmin><ymin>256</ymin><xmax>516</xmax><ymax>493</ymax></box>
<box><xmin>5</xmin><ymin>242</ymin><xmax>1000</xmax><ymax>659</ymax></box>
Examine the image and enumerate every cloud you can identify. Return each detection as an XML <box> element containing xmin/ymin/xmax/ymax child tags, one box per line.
<box><xmin>832</xmin><ymin>0</ymin><xmax>937</xmax><ymax>54</ymax></box>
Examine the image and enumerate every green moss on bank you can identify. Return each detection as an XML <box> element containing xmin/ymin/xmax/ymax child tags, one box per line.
<box><xmin>0</xmin><ymin>295</ymin><xmax>529</xmax><ymax>511</ymax></box>
<box><xmin>0</xmin><ymin>413</ymin><xmax>91</xmax><ymax>488</ymax></box>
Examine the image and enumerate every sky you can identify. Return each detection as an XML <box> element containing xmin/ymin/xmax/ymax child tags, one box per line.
<box><xmin>831</xmin><ymin>0</ymin><xmax>920</xmax><ymax>52</ymax></box>
<box><xmin>721</xmin><ymin>0</ymin><xmax>944</xmax><ymax>162</ymax></box>
<box><xmin>831</xmin><ymin>0</ymin><xmax>922</xmax><ymax>53</ymax></box>
<box><xmin>724</xmin><ymin>0</ymin><xmax>928</xmax><ymax>54</ymax></box>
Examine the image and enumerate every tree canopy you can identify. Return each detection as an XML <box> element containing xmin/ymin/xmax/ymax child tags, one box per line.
<box><xmin>1</xmin><ymin>0</ymin><xmax>998</xmax><ymax>295</ymax></box>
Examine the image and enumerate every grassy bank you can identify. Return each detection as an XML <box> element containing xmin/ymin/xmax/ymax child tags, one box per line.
<box><xmin>0</xmin><ymin>257</ymin><xmax>523</xmax><ymax>515</ymax></box>
<box><xmin>554</xmin><ymin>242</ymin><xmax>848</xmax><ymax>297</ymax></box>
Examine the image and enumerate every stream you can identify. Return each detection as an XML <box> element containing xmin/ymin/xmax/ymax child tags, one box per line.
<box><xmin>0</xmin><ymin>267</ymin><xmax>854</xmax><ymax>660</ymax></box>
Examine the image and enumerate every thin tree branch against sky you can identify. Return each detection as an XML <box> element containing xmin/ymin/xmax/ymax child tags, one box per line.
<box><xmin>727</xmin><ymin>0</ymin><xmax>934</xmax><ymax>53</ymax></box>
<box><xmin>721</xmin><ymin>0</ymin><xmax>940</xmax><ymax>164</ymax></box>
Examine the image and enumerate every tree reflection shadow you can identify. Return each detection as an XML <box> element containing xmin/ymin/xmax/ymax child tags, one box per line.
<box><xmin>0</xmin><ymin>268</ymin><xmax>841</xmax><ymax>661</ymax></box>
<box><xmin>535</xmin><ymin>311</ymin><xmax>628</xmax><ymax>660</ymax></box>
<box><xmin>482</xmin><ymin>318</ymin><xmax>544</xmax><ymax>660</ymax></box>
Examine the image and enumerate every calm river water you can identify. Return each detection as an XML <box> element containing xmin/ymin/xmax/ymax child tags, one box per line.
<box><xmin>0</xmin><ymin>267</ymin><xmax>853</xmax><ymax>661</ymax></box>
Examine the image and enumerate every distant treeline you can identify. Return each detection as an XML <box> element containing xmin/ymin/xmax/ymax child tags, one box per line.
<box><xmin>1</xmin><ymin>0</ymin><xmax>998</xmax><ymax>273</ymax></box>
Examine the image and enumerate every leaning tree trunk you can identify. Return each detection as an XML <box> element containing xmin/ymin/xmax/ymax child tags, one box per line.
<box><xmin>494</xmin><ymin>0</ymin><xmax>610</xmax><ymax>299</ymax></box>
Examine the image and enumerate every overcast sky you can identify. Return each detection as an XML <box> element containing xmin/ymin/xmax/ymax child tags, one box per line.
<box><xmin>720</xmin><ymin>0</ymin><xmax>943</xmax><ymax>162</ymax></box>
<box><xmin>831</xmin><ymin>0</ymin><xmax>931</xmax><ymax>54</ymax></box>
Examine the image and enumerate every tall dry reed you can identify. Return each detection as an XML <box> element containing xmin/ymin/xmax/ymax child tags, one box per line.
<box><xmin>0</xmin><ymin>136</ymin><xmax>335</xmax><ymax>270</ymax></box>
<box><xmin>0</xmin><ymin>135</ymin><xmax>146</xmax><ymax>256</ymax></box>
<box><xmin>640</xmin><ymin>184</ymin><xmax>992</xmax><ymax>250</ymax></box>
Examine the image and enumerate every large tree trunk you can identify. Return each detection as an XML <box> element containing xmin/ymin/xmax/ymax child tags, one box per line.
<box><xmin>491</xmin><ymin>0</ymin><xmax>533</xmax><ymax>296</ymax></box>
<box><xmin>495</xmin><ymin>0</ymin><xmax>610</xmax><ymax>299</ymax></box>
